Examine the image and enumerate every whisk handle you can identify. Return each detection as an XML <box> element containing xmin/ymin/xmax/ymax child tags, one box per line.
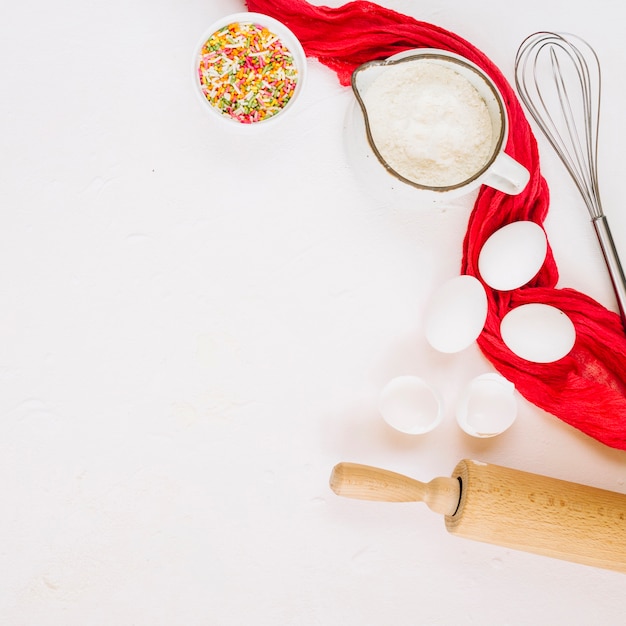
<box><xmin>593</xmin><ymin>215</ymin><xmax>626</xmax><ymax>328</ymax></box>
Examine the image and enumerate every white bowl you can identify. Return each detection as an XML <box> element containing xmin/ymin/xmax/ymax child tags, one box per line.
<box><xmin>193</xmin><ymin>12</ymin><xmax>307</xmax><ymax>128</ymax></box>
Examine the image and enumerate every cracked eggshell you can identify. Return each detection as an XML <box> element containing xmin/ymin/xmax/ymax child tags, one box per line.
<box><xmin>478</xmin><ymin>221</ymin><xmax>547</xmax><ymax>291</ymax></box>
<box><xmin>500</xmin><ymin>303</ymin><xmax>576</xmax><ymax>363</ymax></box>
<box><xmin>456</xmin><ymin>373</ymin><xmax>517</xmax><ymax>438</ymax></box>
<box><xmin>424</xmin><ymin>275</ymin><xmax>488</xmax><ymax>353</ymax></box>
<box><xmin>379</xmin><ymin>375</ymin><xmax>443</xmax><ymax>434</ymax></box>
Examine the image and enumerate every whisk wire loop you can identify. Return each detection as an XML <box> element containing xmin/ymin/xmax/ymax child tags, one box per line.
<box><xmin>550</xmin><ymin>48</ymin><xmax>595</xmax><ymax>212</ymax></box>
<box><xmin>516</xmin><ymin>32</ymin><xmax>603</xmax><ymax>218</ymax></box>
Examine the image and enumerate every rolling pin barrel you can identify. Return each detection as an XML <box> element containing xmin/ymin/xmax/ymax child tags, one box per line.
<box><xmin>447</xmin><ymin>460</ymin><xmax>626</xmax><ymax>572</ymax></box>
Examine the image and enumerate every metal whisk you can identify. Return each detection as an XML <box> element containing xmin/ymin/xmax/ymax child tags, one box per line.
<box><xmin>515</xmin><ymin>31</ymin><xmax>626</xmax><ymax>328</ymax></box>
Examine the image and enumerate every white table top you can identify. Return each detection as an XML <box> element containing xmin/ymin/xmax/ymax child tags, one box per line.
<box><xmin>2</xmin><ymin>0</ymin><xmax>626</xmax><ymax>623</ymax></box>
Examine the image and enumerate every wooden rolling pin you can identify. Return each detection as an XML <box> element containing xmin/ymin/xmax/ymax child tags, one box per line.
<box><xmin>330</xmin><ymin>460</ymin><xmax>626</xmax><ymax>573</ymax></box>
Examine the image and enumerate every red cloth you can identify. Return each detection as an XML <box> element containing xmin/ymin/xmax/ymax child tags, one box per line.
<box><xmin>246</xmin><ymin>0</ymin><xmax>626</xmax><ymax>449</ymax></box>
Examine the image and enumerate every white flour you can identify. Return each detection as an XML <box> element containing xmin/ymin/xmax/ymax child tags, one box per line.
<box><xmin>362</xmin><ymin>60</ymin><xmax>493</xmax><ymax>187</ymax></box>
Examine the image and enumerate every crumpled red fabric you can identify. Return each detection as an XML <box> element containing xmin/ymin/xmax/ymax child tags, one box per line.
<box><xmin>245</xmin><ymin>0</ymin><xmax>626</xmax><ymax>450</ymax></box>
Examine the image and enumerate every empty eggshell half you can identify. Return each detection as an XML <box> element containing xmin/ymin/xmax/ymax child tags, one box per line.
<box><xmin>456</xmin><ymin>373</ymin><xmax>517</xmax><ymax>438</ymax></box>
<box><xmin>500</xmin><ymin>303</ymin><xmax>576</xmax><ymax>363</ymax></box>
<box><xmin>424</xmin><ymin>275</ymin><xmax>488</xmax><ymax>353</ymax></box>
<box><xmin>478</xmin><ymin>221</ymin><xmax>547</xmax><ymax>291</ymax></box>
<box><xmin>379</xmin><ymin>375</ymin><xmax>443</xmax><ymax>434</ymax></box>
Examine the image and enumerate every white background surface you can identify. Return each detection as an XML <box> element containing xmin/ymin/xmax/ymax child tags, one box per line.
<box><xmin>2</xmin><ymin>1</ymin><xmax>626</xmax><ymax>624</ymax></box>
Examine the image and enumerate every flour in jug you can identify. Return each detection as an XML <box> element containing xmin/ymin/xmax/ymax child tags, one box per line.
<box><xmin>362</xmin><ymin>61</ymin><xmax>493</xmax><ymax>187</ymax></box>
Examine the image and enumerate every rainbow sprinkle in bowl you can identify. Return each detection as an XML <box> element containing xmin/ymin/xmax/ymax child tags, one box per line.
<box><xmin>194</xmin><ymin>12</ymin><xmax>307</xmax><ymax>127</ymax></box>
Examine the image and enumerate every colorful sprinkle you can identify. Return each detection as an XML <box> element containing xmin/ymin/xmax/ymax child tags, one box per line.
<box><xmin>197</xmin><ymin>21</ymin><xmax>299</xmax><ymax>123</ymax></box>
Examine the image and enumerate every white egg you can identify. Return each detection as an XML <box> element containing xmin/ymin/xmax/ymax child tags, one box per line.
<box><xmin>478</xmin><ymin>221</ymin><xmax>547</xmax><ymax>291</ymax></box>
<box><xmin>379</xmin><ymin>375</ymin><xmax>442</xmax><ymax>434</ymax></box>
<box><xmin>455</xmin><ymin>373</ymin><xmax>517</xmax><ymax>438</ymax></box>
<box><xmin>500</xmin><ymin>303</ymin><xmax>576</xmax><ymax>363</ymax></box>
<box><xmin>424</xmin><ymin>275</ymin><xmax>488</xmax><ymax>353</ymax></box>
